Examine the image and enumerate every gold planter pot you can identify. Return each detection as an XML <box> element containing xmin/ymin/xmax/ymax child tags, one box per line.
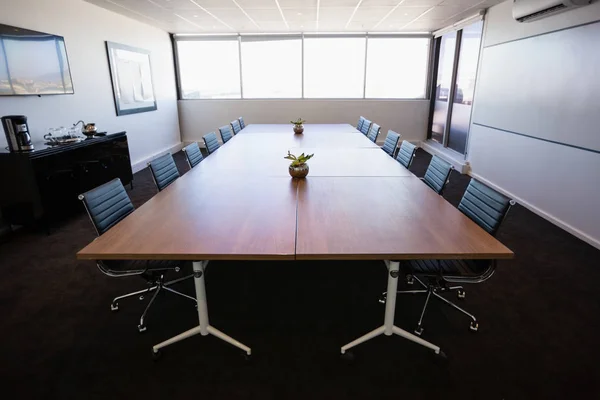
<box><xmin>289</xmin><ymin>164</ymin><xmax>309</xmax><ymax>179</ymax></box>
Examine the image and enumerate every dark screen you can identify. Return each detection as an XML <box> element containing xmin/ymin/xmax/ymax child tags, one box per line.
<box><xmin>0</xmin><ymin>24</ymin><xmax>74</xmax><ymax>96</ymax></box>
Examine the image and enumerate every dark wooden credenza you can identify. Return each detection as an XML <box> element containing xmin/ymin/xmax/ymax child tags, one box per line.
<box><xmin>0</xmin><ymin>132</ymin><xmax>133</xmax><ymax>227</ymax></box>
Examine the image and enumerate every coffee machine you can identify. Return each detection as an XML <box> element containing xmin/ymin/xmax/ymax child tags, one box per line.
<box><xmin>2</xmin><ymin>115</ymin><xmax>34</xmax><ymax>152</ymax></box>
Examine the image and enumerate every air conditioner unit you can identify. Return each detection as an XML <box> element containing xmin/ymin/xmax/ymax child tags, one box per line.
<box><xmin>513</xmin><ymin>0</ymin><xmax>591</xmax><ymax>22</ymax></box>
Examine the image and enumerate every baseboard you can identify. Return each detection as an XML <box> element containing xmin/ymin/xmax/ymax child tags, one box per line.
<box><xmin>420</xmin><ymin>140</ymin><xmax>470</xmax><ymax>174</ymax></box>
<box><xmin>131</xmin><ymin>142</ymin><xmax>185</xmax><ymax>174</ymax></box>
<box><xmin>469</xmin><ymin>171</ymin><xmax>600</xmax><ymax>251</ymax></box>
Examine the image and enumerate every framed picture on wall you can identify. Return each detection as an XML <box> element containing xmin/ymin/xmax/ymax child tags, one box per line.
<box><xmin>106</xmin><ymin>41</ymin><xmax>157</xmax><ymax>116</ymax></box>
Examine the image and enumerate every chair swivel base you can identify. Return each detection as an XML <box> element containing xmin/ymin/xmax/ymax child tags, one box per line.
<box><xmin>110</xmin><ymin>273</ymin><xmax>196</xmax><ymax>332</ymax></box>
<box><xmin>340</xmin><ymin>261</ymin><xmax>443</xmax><ymax>358</ymax></box>
<box><xmin>381</xmin><ymin>275</ymin><xmax>479</xmax><ymax>335</ymax></box>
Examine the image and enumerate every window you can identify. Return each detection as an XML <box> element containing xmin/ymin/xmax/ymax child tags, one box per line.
<box><xmin>177</xmin><ymin>38</ymin><xmax>241</xmax><ymax>99</ymax></box>
<box><xmin>241</xmin><ymin>36</ymin><xmax>302</xmax><ymax>98</ymax></box>
<box><xmin>174</xmin><ymin>34</ymin><xmax>432</xmax><ymax>100</ymax></box>
<box><xmin>365</xmin><ymin>38</ymin><xmax>429</xmax><ymax>99</ymax></box>
<box><xmin>303</xmin><ymin>37</ymin><xmax>366</xmax><ymax>98</ymax></box>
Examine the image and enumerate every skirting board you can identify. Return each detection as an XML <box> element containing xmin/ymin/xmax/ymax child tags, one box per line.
<box><xmin>468</xmin><ymin>171</ymin><xmax>600</xmax><ymax>251</ymax></box>
<box><xmin>131</xmin><ymin>142</ymin><xmax>185</xmax><ymax>173</ymax></box>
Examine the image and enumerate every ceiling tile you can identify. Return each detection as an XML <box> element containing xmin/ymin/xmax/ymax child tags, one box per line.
<box><xmin>243</xmin><ymin>8</ymin><xmax>285</xmax><ymax>22</ymax></box>
<box><xmin>320</xmin><ymin>0</ymin><xmax>361</xmax><ymax>6</ymax></box>
<box><xmin>399</xmin><ymin>0</ymin><xmax>444</xmax><ymax>6</ymax></box>
<box><xmin>352</xmin><ymin>6</ymin><xmax>394</xmax><ymax>22</ymax></box>
<box><xmin>426</xmin><ymin>5</ymin><xmax>467</xmax><ymax>19</ymax></box>
<box><xmin>279</xmin><ymin>0</ymin><xmax>319</xmax><ymax>7</ymax></box>
<box><xmin>288</xmin><ymin>21</ymin><xmax>317</xmax><ymax>31</ymax></box>
<box><xmin>386</xmin><ymin>6</ymin><xmax>432</xmax><ymax>21</ymax></box>
<box><xmin>282</xmin><ymin>8</ymin><xmax>318</xmax><ymax>21</ymax></box>
<box><xmin>233</xmin><ymin>0</ymin><xmax>281</xmax><ymax>8</ymax></box>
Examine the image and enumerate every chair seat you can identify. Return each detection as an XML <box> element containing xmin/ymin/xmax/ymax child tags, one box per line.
<box><xmin>101</xmin><ymin>259</ymin><xmax>181</xmax><ymax>277</ymax></box>
<box><xmin>405</xmin><ymin>259</ymin><xmax>491</xmax><ymax>277</ymax></box>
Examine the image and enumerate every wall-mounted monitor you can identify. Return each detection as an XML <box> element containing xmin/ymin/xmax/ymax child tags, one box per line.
<box><xmin>0</xmin><ymin>23</ymin><xmax>74</xmax><ymax>96</ymax></box>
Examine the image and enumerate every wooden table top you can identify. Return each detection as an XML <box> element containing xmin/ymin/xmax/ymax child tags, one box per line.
<box><xmin>295</xmin><ymin>177</ymin><xmax>513</xmax><ymax>260</ymax></box>
<box><xmin>239</xmin><ymin>123</ymin><xmax>359</xmax><ymax>135</ymax></box>
<box><xmin>77</xmin><ymin>123</ymin><xmax>513</xmax><ymax>261</ymax></box>
<box><xmin>77</xmin><ymin>176</ymin><xmax>298</xmax><ymax>260</ymax></box>
<box><xmin>195</xmin><ymin>147</ymin><xmax>413</xmax><ymax>177</ymax></box>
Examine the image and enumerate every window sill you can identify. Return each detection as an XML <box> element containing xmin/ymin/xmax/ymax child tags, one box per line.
<box><xmin>420</xmin><ymin>140</ymin><xmax>470</xmax><ymax>174</ymax></box>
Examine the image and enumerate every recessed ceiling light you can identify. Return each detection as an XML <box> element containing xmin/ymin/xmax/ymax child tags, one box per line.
<box><xmin>297</xmin><ymin>12</ymin><xmax>302</xmax><ymax>16</ymax></box>
<box><xmin>300</xmin><ymin>25</ymin><xmax>304</xmax><ymax>28</ymax></box>
<box><xmin>404</xmin><ymin>13</ymin><xmax>408</xmax><ymax>16</ymax></box>
<box><xmin>193</xmin><ymin>15</ymin><xmax>198</xmax><ymax>18</ymax></box>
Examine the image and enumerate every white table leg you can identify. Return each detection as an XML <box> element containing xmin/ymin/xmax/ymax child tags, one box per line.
<box><xmin>153</xmin><ymin>261</ymin><xmax>251</xmax><ymax>356</ymax></box>
<box><xmin>340</xmin><ymin>261</ymin><xmax>442</xmax><ymax>355</ymax></box>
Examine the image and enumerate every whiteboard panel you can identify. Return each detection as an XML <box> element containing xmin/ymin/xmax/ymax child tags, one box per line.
<box><xmin>473</xmin><ymin>21</ymin><xmax>600</xmax><ymax>152</ymax></box>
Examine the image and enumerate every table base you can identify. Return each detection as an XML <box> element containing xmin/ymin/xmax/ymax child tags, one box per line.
<box><xmin>340</xmin><ymin>261</ymin><xmax>442</xmax><ymax>355</ymax></box>
<box><xmin>152</xmin><ymin>261</ymin><xmax>251</xmax><ymax>356</ymax></box>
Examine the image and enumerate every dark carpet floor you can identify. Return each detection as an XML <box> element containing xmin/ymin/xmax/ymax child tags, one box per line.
<box><xmin>1</xmin><ymin>149</ymin><xmax>599</xmax><ymax>399</ymax></box>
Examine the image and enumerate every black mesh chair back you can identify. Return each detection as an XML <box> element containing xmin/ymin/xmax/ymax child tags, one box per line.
<box><xmin>203</xmin><ymin>132</ymin><xmax>221</xmax><ymax>154</ymax></box>
<box><xmin>381</xmin><ymin>130</ymin><xmax>401</xmax><ymax>156</ymax></box>
<box><xmin>360</xmin><ymin>119</ymin><xmax>371</xmax><ymax>135</ymax></box>
<box><xmin>396</xmin><ymin>141</ymin><xmax>417</xmax><ymax>168</ymax></box>
<box><xmin>231</xmin><ymin>119</ymin><xmax>241</xmax><ymax>134</ymax></box>
<box><xmin>219</xmin><ymin>125</ymin><xmax>234</xmax><ymax>143</ymax></box>
<box><xmin>182</xmin><ymin>142</ymin><xmax>203</xmax><ymax>169</ymax></box>
<box><xmin>238</xmin><ymin>117</ymin><xmax>245</xmax><ymax>129</ymax></box>
<box><xmin>458</xmin><ymin>179</ymin><xmax>513</xmax><ymax>236</ymax></box>
<box><xmin>367</xmin><ymin>123</ymin><xmax>381</xmax><ymax>143</ymax></box>
<box><xmin>357</xmin><ymin>116</ymin><xmax>366</xmax><ymax>132</ymax></box>
<box><xmin>422</xmin><ymin>156</ymin><xmax>453</xmax><ymax>195</ymax></box>
<box><xmin>78</xmin><ymin>178</ymin><xmax>134</xmax><ymax>236</ymax></box>
<box><xmin>148</xmin><ymin>153</ymin><xmax>180</xmax><ymax>192</ymax></box>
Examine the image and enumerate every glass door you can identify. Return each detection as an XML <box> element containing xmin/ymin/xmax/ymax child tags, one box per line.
<box><xmin>430</xmin><ymin>32</ymin><xmax>457</xmax><ymax>144</ymax></box>
<box><xmin>428</xmin><ymin>20</ymin><xmax>484</xmax><ymax>155</ymax></box>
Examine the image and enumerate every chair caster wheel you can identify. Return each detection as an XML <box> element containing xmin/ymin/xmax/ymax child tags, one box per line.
<box><xmin>437</xmin><ymin>350</ymin><xmax>447</xmax><ymax>359</ymax></box>
<box><xmin>378</xmin><ymin>294</ymin><xmax>387</xmax><ymax>304</ymax></box>
<box><xmin>414</xmin><ymin>326</ymin><xmax>424</xmax><ymax>336</ymax></box>
<box><xmin>139</xmin><ymin>295</ymin><xmax>144</xmax><ymax>301</ymax></box>
<box><xmin>406</xmin><ymin>275</ymin><xmax>414</xmax><ymax>285</ymax></box>
<box><xmin>152</xmin><ymin>349</ymin><xmax>161</xmax><ymax>361</ymax></box>
<box><xmin>457</xmin><ymin>290</ymin><xmax>466</xmax><ymax>299</ymax></box>
<box><xmin>175</xmin><ymin>267</ymin><xmax>181</xmax><ymax>272</ymax></box>
<box><xmin>110</xmin><ymin>303</ymin><xmax>119</xmax><ymax>311</ymax></box>
<box><xmin>341</xmin><ymin>351</ymin><xmax>355</xmax><ymax>362</ymax></box>
<box><xmin>241</xmin><ymin>352</ymin><xmax>252</xmax><ymax>362</ymax></box>
<box><xmin>138</xmin><ymin>324</ymin><xmax>147</xmax><ymax>333</ymax></box>
<box><xmin>469</xmin><ymin>321</ymin><xmax>479</xmax><ymax>332</ymax></box>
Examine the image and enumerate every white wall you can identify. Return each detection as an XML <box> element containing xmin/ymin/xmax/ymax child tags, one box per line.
<box><xmin>179</xmin><ymin>100</ymin><xmax>430</xmax><ymax>145</ymax></box>
<box><xmin>0</xmin><ymin>0</ymin><xmax>181</xmax><ymax>172</ymax></box>
<box><xmin>467</xmin><ymin>0</ymin><xmax>600</xmax><ymax>249</ymax></box>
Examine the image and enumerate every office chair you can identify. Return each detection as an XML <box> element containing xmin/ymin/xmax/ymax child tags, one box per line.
<box><xmin>367</xmin><ymin>123</ymin><xmax>381</xmax><ymax>143</ymax></box>
<box><xmin>421</xmin><ymin>155</ymin><xmax>454</xmax><ymax>195</ymax></box>
<box><xmin>357</xmin><ymin>116</ymin><xmax>366</xmax><ymax>132</ymax></box>
<box><xmin>396</xmin><ymin>141</ymin><xmax>417</xmax><ymax>169</ymax></box>
<box><xmin>238</xmin><ymin>117</ymin><xmax>245</xmax><ymax>129</ymax></box>
<box><xmin>231</xmin><ymin>119</ymin><xmax>242</xmax><ymax>134</ymax></box>
<box><xmin>182</xmin><ymin>142</ymin><xmax>203</xmax><ymax>169</ymax></box>
<box><xmin>360</xmin><ymin>118</ymin><xmax>372</xmax><ymax>136</ymax></box>
<box><xmin>381</xmin><ymin>130</ymin><xmax>401</xmax><ymax>157</ymax></box>
<box><xmin>78</xmin><ymin>178</ymin><xmax>196</xmax><ymax>333</ymax></box>
<box><xmin>219</xmin><ymin>125</ymin><xmax>234</xmax><ymax>143</ymax></box>
<box><xmin>203</xmin><ymin>132</ymin><xmax>221</xmax><ymax>154</ymax></box>
<box><xmin>148</xmin><ymin>153</ymin><xmax>180</xmax><ymax>192</ymax></box>
<box><xmin>379</xmin><ymin>178</ymin><xmax>515</xmax><ymax>335</ymax></box>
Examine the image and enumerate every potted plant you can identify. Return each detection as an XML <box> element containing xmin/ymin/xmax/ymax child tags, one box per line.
<box><xmin>290</xmin><ymin>118</ymin><xmax>305</xmax><ymax>134</ymax></box>
<box><xmin>284</xmin><ymin>151</ymin><xmax>314</xmax><ymax>179</ymax></box>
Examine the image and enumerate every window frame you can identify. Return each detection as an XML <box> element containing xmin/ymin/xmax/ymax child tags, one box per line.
<box><xmin>173</xmin><ymin>33</ymin><xmax>433</xmax><ymax>101</ymax></box>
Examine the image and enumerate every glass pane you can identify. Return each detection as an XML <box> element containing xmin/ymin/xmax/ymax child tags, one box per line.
<box><xmin>177</xmin><ymin>40</ymin><xmax>241</xmax><ymax>99</ymax></box>
<box><xmin>304</xmin><ymin>37</ymin><xmax>366</xmax><ymax>98</ymax></box>
<box><xmin>447</xmin><ymin>21</ymin><xmax>484</xmax><ymax>154</ymax></box>
<box><xmin>365</xmin><ymin>38</ymin><xmax>429</xmax><ymax>99</ymax></box>
<box><xmin>430</xmin><ymin>32</ymin><xmax>457</xmax><ymax>143</ymax></box>
<box><xmin>241</xmin><ymin>38</ymin><xmax>301</xmax><ymax>98</ymax></box>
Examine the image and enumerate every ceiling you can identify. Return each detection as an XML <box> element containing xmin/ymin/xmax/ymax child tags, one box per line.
<box><xmin>84</xmin><ymin>0</ymin><xmax>503</xmax><ymax>34</ymax></box>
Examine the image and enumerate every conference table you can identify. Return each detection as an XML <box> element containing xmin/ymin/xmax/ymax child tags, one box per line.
<box><xmin>77</xmin><ymin>123</ymin><xmax>513</xmax><ymax>358</ymax></box>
